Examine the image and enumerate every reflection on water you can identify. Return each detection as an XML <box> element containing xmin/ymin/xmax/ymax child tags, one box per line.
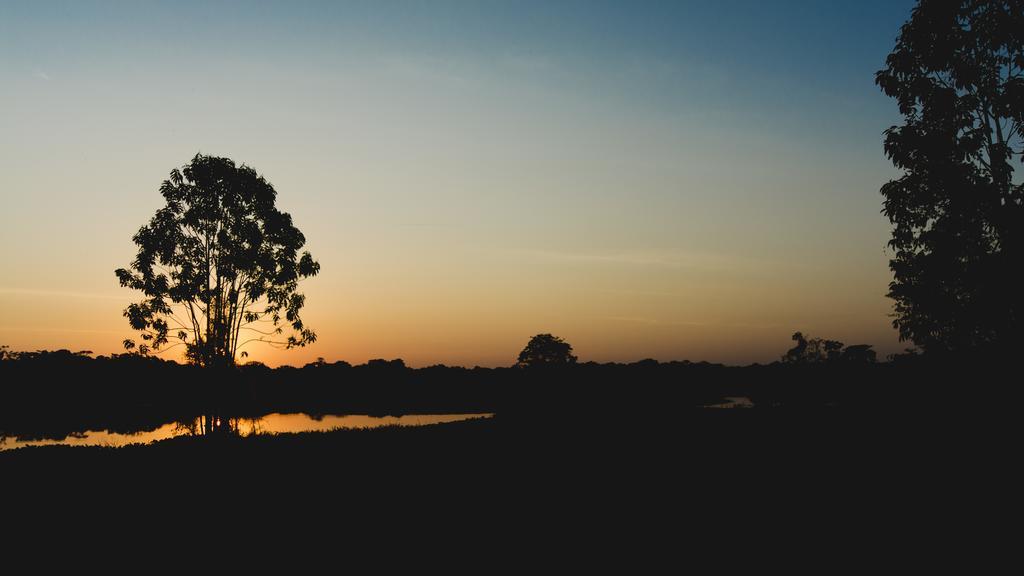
<box><xmin>705</xmin><ymin>396</ymin><xmax>754</xmax><ymax>409</ymax></box>
<box><xmin>0</xmin><ymin>413</ymin><xmax>493</xmax><ymax>451</ymax></box>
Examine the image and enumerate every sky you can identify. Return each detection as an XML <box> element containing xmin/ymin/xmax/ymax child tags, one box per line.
<box><xmin>0</xmin><ymin>0</ymin><xmax>918</xmax><ymax>367</ymax></box>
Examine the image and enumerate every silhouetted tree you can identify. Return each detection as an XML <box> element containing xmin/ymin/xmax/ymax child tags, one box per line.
<box><xmin>839</xmin><ymin>344</ymin><xmax>878</xmax><ymax>364</ymax></box>
<box><xmin>516</xmin><ymin>334</ymin><xmax>577</xmax><ymax>367</ymax></box>
<box><xmin>115</xmin><ymin>154</ymin><xmax>320</xmax><ymax>367</ymax></box>
<box><xmin>783</xmin><ymin>332</ymin><xmax>842</xmax><ymax>364</ymax></box>
<box><xmin>782</xmin><ymin>332</ymin><xmax>875</xmax><ymax>364</ymax></box>
<box><xmin>876</xmin><ymin>1</ymin><xmax>1024</xmax><ymax>354</ymax></box>
<box><xmin>782</xmin><ymin>332</ymin><xmax>809</xmax><ymax>364</ymax></box>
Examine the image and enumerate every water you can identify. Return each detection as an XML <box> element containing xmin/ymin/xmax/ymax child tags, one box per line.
<box><xmin>705</xmin><ymin>396</ymin><xmax>754</xmax><ymax>409</ymax></box>
<box><xmin>0</xmin><ymin>412</ymin><xmax>493</xmax><ymax>451</ymax></box>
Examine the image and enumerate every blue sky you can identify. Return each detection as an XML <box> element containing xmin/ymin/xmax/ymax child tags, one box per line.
<box><xmin>0</xmin><ymin>1</ymin><xmax>920</xmax><ymax>365</ymax></box>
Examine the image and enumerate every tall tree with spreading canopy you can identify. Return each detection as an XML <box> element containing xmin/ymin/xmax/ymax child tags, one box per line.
<box><xmin>876</xmin><ymin>0</ymin><xmax>1024</xmax><ymax>354</ymax></box>
<box><xmin>116</xmin><ymin>154</ymin><xmax>320</xmax><ymax>367</ymax></box>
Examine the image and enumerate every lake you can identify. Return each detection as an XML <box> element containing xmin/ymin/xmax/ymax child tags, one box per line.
<box><xmin>0</xmin><ymin>412</ymin><xmax>493</xmax><ymax>451</ymax></box>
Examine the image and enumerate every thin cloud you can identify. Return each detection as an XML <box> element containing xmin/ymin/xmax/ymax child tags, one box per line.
<box><xmin>32</xmin><ymin>70</ymin><xmax>50</xmax><ymax>81</ymax></box>
<box><xmin>597</xmin><ymin>288</ymin><xmax>691</xmax><ymax>298</ymax></box>
<box><xmin>514</xmin><ymin>248</ymin><xmax>757</xmax><ymax>270</ymax></box>
<box><xmin>513</xmin><ymin>248</ymin><xmax>800</xmax><ymax>280</ymax></box>
<box><xmin>600</xmin><ymin>316</ymin><xmax>784</xmax><ymax>329</ymax></box>
<box><xmin>517</xmin><ymin>249</ymin><xmax>689</xmax><ymax>268</ymax></box>
<box><xmin>0</xmin><ymin>287</ymin><xmax>123</xmax><ymax>301</ymax></box>
<box><xmin>601</xmin><ymin>316</ymin><xmax>707</xmax><ymax>326</ymax></box>
<box><xmin>502</xmin><ymin>52</ymin><xmax>554</xmax><ymax>72</ymax></box>
<box><xmin>0</xmin><ymin>326</ymin><xmax>123</xmax><ymax>335</ymax></box>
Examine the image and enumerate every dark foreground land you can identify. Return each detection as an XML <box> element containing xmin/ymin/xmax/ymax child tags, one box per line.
<box><xmin>3</xmin><ymin>407</ymin><xmax>1011</xmax><ymax>557</ymax></box>
<box><xmin>1</xmin><ymin>352</ymin><xmax>1015</xmax><ymax>536</ymax></box>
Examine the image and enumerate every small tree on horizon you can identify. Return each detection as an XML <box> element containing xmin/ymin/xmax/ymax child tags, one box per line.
<box><xmin>115</xmin><ymin>153</ymin><xmax>320</xmax><ymax>368</ymax></box>
<box><xmin>782</xmin><ymin>332</ymin><xmax>877</xmax><ymax>364</ymax></box>
<box><xmin>516</xmin><ymin>333</ymin><xmax>578</xmax><ymax>368</ymax></box>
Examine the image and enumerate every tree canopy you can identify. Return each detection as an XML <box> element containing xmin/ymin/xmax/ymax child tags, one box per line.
<box><xmin>516</xmin><ymin>334</ymin><xmax>578</xmax><ymax>367</ymax></box>
<box><xmin>781</xmin><ymin>332</ymin><xmax>877</xmax><ymax>364</ymax></box>
<box><xmin>876</xmin><ymin>0</ymin><xmax>1024</xmax><ymax>354</ymax></box>
<box><xmin>115</xmin><ymin>154</ymin><xmax>320</xmax><ymax>367</ymax></box>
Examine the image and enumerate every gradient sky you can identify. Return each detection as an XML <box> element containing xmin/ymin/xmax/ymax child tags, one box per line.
<box><xmin>0</xmin><ymin>0</ymin><xmax>918</xmax><ymax>367</ymax></box>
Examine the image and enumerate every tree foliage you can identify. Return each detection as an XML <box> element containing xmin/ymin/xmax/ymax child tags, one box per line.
<box><xmin>781</xmin><ymin>332</ymin><xmax>877</xmax><ymax>364</ymax></box>
<box><xmin>516</xmin><ymin>333</ymin><xmax>578</xmax><ymax>367</ymax></box>
<box><xmin>876</xmin><ymin>1</ymin><xmax>1024</xmax><ymax>353</ymax></box>
<box><xmin>115</xmin><ymin>154</ymin><xmax>319</xmax><ymax>367</ymax></box>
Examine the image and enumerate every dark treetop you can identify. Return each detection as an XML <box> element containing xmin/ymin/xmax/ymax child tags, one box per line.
<box><xmin>516</xmin><ymin>333</ymin><xmax>578</xmax><ymax>367</ymax></box>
